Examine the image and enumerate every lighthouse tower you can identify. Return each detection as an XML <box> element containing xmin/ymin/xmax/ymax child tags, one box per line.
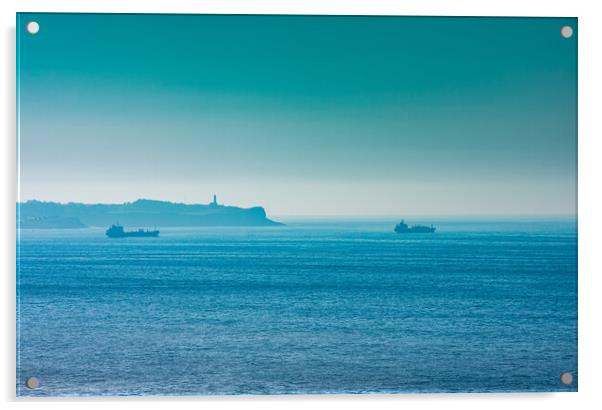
<box><xmin>211</xmin><ymin>194</ymin><xmax>218</xmax><ymax>207</ymax></box>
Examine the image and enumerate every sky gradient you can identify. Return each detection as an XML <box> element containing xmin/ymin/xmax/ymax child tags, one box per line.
<box><xmin>17</xmin><ymin>14</ymin><xmax>577</xmax><ymax>216</ymax></box>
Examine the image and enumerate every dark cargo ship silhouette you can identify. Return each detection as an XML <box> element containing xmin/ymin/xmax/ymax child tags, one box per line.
<box><xmin>394</xmin><ymin>220</ymin><xmax>436</xmax><ymax>234</ymax></box>
<box><xmin>105</xmin><ymin>224</ymin><xmax>159</xmax><ymax>238</ymax></box>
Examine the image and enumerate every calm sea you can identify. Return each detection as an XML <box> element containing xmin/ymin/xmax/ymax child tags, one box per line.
<box><xmin>16</xmin><ymin>218</ymin><xmax>578</xmax><ymax>396</ymax></box>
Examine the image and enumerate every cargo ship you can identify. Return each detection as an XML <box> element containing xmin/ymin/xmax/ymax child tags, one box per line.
<box><xmin>394</xmin><ymin>220</ymin><xmax>436</xmax><ymax>234</ymax></box>
<box><xmin>105</xmin><ymin>224</ymin><xmax>159</xmax><ymax>238</ymax></box>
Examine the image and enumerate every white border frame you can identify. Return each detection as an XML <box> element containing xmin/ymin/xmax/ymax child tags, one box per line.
<box><xmin>3</xmin><ymin>1</ymin><xmax>601</xmax><ymax>409</ymax></box>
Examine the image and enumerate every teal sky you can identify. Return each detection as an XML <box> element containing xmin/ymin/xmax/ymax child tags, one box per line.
<box><xmin>17</xmin><ymin>14</ymin><xmax>577</xmax><ymax>216</ymax></box>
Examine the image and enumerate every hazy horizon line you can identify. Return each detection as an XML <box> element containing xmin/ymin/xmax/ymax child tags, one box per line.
<box><xmin>17</xmin><ymin>197</ymin><xmax>576</xmax><ymax>220</ymax></box>
<box><xmin>273</xmin><ymin>214</ymin><xmax>577</xmax><ymax>220</ymax></box>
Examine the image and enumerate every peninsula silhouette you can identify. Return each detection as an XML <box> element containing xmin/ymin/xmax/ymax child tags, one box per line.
<box><xmin>18</xmin><ymin>197</ymin><xmax>283</xmax><ymax>228</ymax></box>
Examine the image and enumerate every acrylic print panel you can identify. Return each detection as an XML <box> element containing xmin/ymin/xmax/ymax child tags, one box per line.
<box><xmin>16</xmin><ymin>13</ymin><xmax>577</xmax><ymax>396</ymax></box>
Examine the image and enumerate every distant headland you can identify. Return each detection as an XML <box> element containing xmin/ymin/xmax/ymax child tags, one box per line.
<box><xmin>17</xmin><ymin>196</ymin><xmax>283</xmax><ymax>228</ymax></box>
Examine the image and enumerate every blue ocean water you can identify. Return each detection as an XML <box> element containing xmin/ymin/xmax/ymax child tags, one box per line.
<box><xmin>16</xmin><ymin>219</ymin><xmax>577</xmax><ymax>396</ymax></box>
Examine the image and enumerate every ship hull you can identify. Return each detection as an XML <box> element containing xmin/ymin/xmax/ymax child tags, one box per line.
<box><xmin>394</xmin><ymin>227</ymin><xmax>436</xmax><ymax>234</ymax></box>
<box><xmin>105</xmin><ymin>225</ymin><xmax>160</xmax><ymax>238</ymax></box>
<box><xmin>107</xmin><ymin>231</ymin><xmax>159</xmax><ymax>238</ymax></box>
